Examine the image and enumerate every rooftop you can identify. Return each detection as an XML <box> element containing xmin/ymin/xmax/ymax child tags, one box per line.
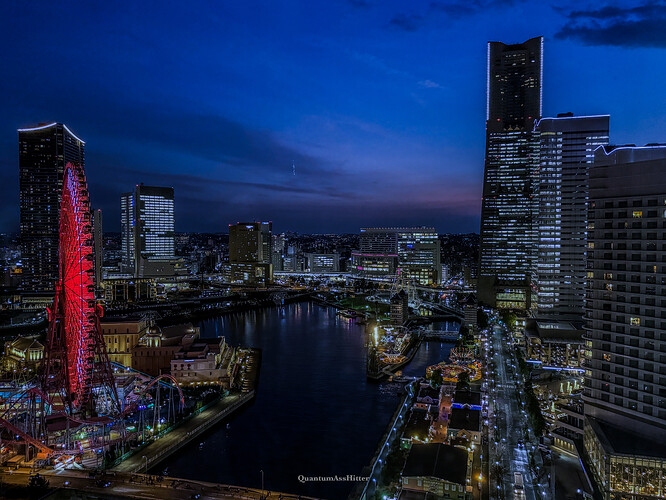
<box><xmin>403</xmin><ymin>410</ymin><xmax>432</xmax><ymax>441</ymax></box>
<box><xmin>448</xmin><ymin>408</ymin><xmax>481</xmax><ymax>432</ymax></box>
<box><xmin>452</xmin><ymin>390</ymin><xmax>481</xmax><ymax>407</ymax></box>
<box><xmin>588</xmin><ymin>417</ymin><xmax>666</xmax><ymax>459</ymax></box>
<box><xmin>402</xmin><ymin>443</ymin><xmax>468</xmax><ymax>485</ymax></box>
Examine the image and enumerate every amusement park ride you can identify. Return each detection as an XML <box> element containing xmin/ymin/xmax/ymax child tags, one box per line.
<box><xmin>0</xmin><ymin>163</ymin><xmax>185</xmax><ymax>467</ymax></box>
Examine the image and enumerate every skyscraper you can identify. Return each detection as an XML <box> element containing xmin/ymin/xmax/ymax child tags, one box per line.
<box><xmin>478</xmin><ymin>36</ymin><xmax>543</xmax><ymax>310</ymax></box>
<box><xmin>229</xmin><ymin>222</ymin><xmax>273</xmax><ymax>284</ymax></box>
<box><xmin>121</xmin><ymin>185</ymin><xmax>175</xmax><ymax>277</ymax></box>
<box><xmin>584</xmin><ymin>145</ymin><xmax>666</xmax><ymax>498</ymax></box>
<box><xmin>18</xmin><ymin>122</ymin><xmax>85</xmax><ymax>296</ymax></box>
<box><xmin>535</xmin><ymin>114</ymin><xmax>610</xmax><ymax>316</ymax></box>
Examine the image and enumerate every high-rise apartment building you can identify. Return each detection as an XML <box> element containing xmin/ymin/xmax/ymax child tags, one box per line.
<box><xmin>535</xmin><ymin>114</ymin><xmax>610</xmax><ymax>316</ymax></box>
<box><xmin>18</xmin><ymin>122</ymin><xmax>85</xmax><ymax>296</ymax></box>
<box><xmin>121</xmin><ymin>185</ymin><xmax>175</xmax><ymax>277</ymax></box>
<box><xmin>229</xmin><ymin>222</ymin><xmax>272</xmax><ymax>284</ymax></box>
<box><xmin>353</xmin><ymin>227</ymin><xmax>440</xmax><ymax>285</ymax></box>
<box><xmin>584</xmin><ymin>145</ymin><xmax>666</xmax><ymax>499</ymax></box>
<box><xmin>478</xmin><ymin>36</ymin><xmax>543</xmax><ymax>310</ymax></box>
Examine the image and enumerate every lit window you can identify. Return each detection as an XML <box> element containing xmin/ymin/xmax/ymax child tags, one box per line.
<box><xmin>633</xmin><ymin>211</ymin><xmax>643</xmax><ymax>218</ymax></box>
<box><xmin>630</xmin><ymin>317</ymin><xmax>641</xmax><ymax>326</ymax></box>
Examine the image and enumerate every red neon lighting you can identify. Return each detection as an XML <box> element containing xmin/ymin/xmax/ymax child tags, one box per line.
<box><xmin>59</xmin><ymin>163</ymin><xmax>97</xmax><ymax>408</ymax></box>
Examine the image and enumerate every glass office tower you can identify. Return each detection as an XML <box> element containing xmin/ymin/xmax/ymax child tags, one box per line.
<box><xmin>478</xmin><ymin>36</ymin><xmax>543</xmax><ymax>310</ymax></box>
<box><xmin>121</xmin><ymin>184</ymin><xmax>175</xmax><ymax>276</ymax></box>
<box><xmin>535</xmin><ymin>114</ymin><xmax>609</xmax><ymax>316</ymax></box>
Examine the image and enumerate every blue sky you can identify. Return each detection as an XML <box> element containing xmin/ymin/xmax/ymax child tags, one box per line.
<box><xmin>1</xmin><ymin>0</ymin><xmax>665</xmax><ymax>233</ymax></box>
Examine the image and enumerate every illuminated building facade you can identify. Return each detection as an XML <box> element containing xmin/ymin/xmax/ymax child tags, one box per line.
<box><xmin>306</xmin><ymin>253</ymin><xmax>339</xmax><ymax>273</ymax></box>
<box><xmin>478</xmin><ymin>36</ymin><xmax>543</xmax><ymax>310</ymax></box>
<box><xmin>229</xmin><ymin>222</ymin><xmax>273</xmax><ymax>284</ymax></box>
<box><xmin>535</xmin><ymin>114</ymin><xmax>609</xmax><ymax>316</ymax></box>
<box><xmin>18</xmin><ymin>122</ymin><xmax>85</xmax><ymax>295</ymax></box>
<box><xmin>584</xmin><ymin>145</ymin><xmax>666</xmax><ymax>498</ymax></box>
<box><xmin>101</xmin><ymin>315</ymin><xmax>150</xmax><ymax>367</ymax></box>
<box><xmin>121</xmin><ymin>184</ymin><xmax>175</xmax><ymax>277</ymax></box>
<box><xmin>353</xmin><ymin>227</ymin><xmax>440</xmax><ymax>284</ymax></box>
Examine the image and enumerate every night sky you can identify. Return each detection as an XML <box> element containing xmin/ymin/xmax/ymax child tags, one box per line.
<box><xmin>1</xmin><ymin>0</ymin><xmax>666</xmax><ymax>234</ymax></box>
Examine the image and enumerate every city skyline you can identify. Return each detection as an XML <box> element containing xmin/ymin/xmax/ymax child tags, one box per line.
<box><xmin>2</xmin><ymin>1</ymin><xmax>666</xmax><ymax>234</ymax></box>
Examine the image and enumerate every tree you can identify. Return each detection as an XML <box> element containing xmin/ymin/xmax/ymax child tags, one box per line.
<box><xmin>456</xmin><ymin>371</ymin><xmax>471</xmax><ymax>391</ymax></box>
<box><xmin>430</xmin><ymin>370</ymin><xmax>443</xmax><ymax>388</ymax></box>
<box><xmin>477</xmin><ymin>309</ymin><xmax>489</xmax><ymax>329</ymax></box>
<box><xmin>500</xmin><ymin>311</ymin><xmax>517</xmax><ymax>332</ymax></box>
<box><xmin>28</xmin><ymin>474</ymin><xmax>49</xmax><ymax>490</ymax></box>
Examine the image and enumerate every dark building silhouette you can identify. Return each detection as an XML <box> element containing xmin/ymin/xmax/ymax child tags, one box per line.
<box><xmin>478</xmin><ymin>36</ymin><xmax>543</xmax><ymax>310</ymax></box>
<box><xmin>18</xmin><ymin>122</ymin><xmax>85</xmax><ymax>297</ymax></box>
<box><xmin>229</xmin><ymin>222</ymin><xmax>272</xmax><ymax>284</ymax></box>
<box><xmin>584</xmin><ymin>144</ymin><xmax>666</xmax><ymax>497</ymax></box>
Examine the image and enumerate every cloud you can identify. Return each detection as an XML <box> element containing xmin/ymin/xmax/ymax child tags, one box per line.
<box><xmin>418</xmin><ymin>79</ymin><xmax>443</xmax><ymax>89</ymax></box>
<box><xmin>391</xmin><ymin>0</ymin><xmax>522</xmax><ymax>32</ymax></box>
<box><xmin>347</xmin><ymin>0</ymin><xmax>371</xmax><ymax>7</ymax></box>
<box><xmin>555</xmin><ymin>2</ymin><xmax>666</xmax><ymax>48</ymax></box>
<box><xmin>389</xmin><ymin>13</ymin><xmax>424</xmax><ymax>32</ymax></box>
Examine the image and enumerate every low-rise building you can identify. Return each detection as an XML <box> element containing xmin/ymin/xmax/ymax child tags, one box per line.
<box><xmin>585</xmin><ymin>417</ymin><xmax>666</xmax><ymax>500</ymax></box>
<box><xmin>2</xmin><ymin>337</ymin><xmax>43</xmax><ymax>371</ymax></box>
<box><xmin>101</xmin><ymin>314</ymin><xmax>150</xmax><ymax>367</ymax></box>
<box><xmin>132</xmin><ymin>324</ymin><xmax>200</xmax><ymax>376</ymax></box>
<box><xmin>401</xmin><ymin>409</ymin><xmax>434</xmax><ymax>447</ymax></box>
<box><xmin>415</xmin><ymin>384</ymin><xmax>440</xmax><ymax>412</ymax></box>
<box><xmin>525</xmin><ymin>319</ymin><xmax>586</xmax><ymax>369</ymax></box>
<box><xmin>170</xmin><ymin>337</ymin><xmax>235</xmax><ymax>388</ymax></box>
<box><xmin>447</xmin><ymin>407</ymin><xmax>481</xmax><ymax>445</ymax></box>
<box><xmin>451</xmin><ymin>390</ymin><xmax>482</xmax><ymax>411</ymax></box>
<box><xmin>401</xmin><ymin>443</ymin><xmax>469</xmax><ymax>500</ymax></box>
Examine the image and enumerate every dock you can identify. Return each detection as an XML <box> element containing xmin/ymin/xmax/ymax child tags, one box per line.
<box><xmin>112</xmin><ymin>391</ymin><xmax>255</xmax><ymax>473</ymax></box>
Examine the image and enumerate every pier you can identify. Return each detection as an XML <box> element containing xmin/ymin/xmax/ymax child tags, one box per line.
<box><xmin>112</xmin><ymin>391</ymin><xmax>255</xmax><ymax>473</ymax></box>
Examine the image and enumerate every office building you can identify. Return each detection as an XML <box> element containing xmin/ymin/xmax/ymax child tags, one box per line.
<box><xmin>271</xmin><ymin>233</ymin><xmax>286</xmax><ymax>272</ymax></box>
<box><xmin>584</xmin><ymin>145</ymin><xmax>666</xmax><ymax>499</ymax></box>
<box><xmin>535</xmin><ymin>114</ymin><xmax>610</xmax><ymax>316</ymax></box>
<box><xmin>478</xmin><ymin>36</ymin><xmax>543</xmax><ymax>310</ymax></box>
<box><xmin>18</xmin><ymin>122</ymin><xmax>85</xmax><ymax>296</ymax></box>
<box><xmin>353</xmin><ymin>227</ymin><xmax>440</xmax><ymax>284</ymax></box>
<box><xmin>306</xmin><ymin>253</ymin><xmax>339</xmax><ymax>273</ymax></box>
<box><xmin>121</xmin><ymin>184</ymin><xmax>175</xmax><ymax>277</ymax></box>
<box><xmin>229</xmin><ymin>222</ymin><xmax>272</xmax><ymax>284</ymax></box>
<box><xmin>352</xmin><ymin>228</ymin><xmax>399</xmax><ymax>276</ymax></box>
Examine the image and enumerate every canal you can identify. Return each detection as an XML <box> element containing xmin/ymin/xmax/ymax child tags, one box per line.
<box><xmin>157</xmin><ymin>302</ymin><xmax>457</xmax><ymax>499</ymax></box>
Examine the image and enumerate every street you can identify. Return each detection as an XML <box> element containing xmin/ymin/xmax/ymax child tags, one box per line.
<box><xmin>486</xmin><ymin>322</ymin><xmax>547</xmax><ymax>500</ymax></box>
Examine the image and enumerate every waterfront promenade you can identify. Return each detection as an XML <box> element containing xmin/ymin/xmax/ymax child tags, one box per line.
<box><xmin>112</xmin><ymin>391</ymin><xmax>255</xmax><ymax>473</ymax></box>
<box><xmin>1</xmin><ymin>467</ymin><xmax>321</xmax><ymax>499</ymax></box>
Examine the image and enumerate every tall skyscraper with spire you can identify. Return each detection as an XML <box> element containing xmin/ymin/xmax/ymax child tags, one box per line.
<box><xmin>478</xmin><ymin>36</ymin><xmax>543</xmax><ymax>310</ymax></box>
<box><xmin>18</xmin><ymin>122</ymin><xmax>85</xmax><ymax>296</ymax></box>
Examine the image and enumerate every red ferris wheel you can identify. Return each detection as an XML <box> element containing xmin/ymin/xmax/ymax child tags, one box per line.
<box><xmin>42</xmin><ymin>163</ymin><xmax>118</xmax><ymax>414</ymax></box>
